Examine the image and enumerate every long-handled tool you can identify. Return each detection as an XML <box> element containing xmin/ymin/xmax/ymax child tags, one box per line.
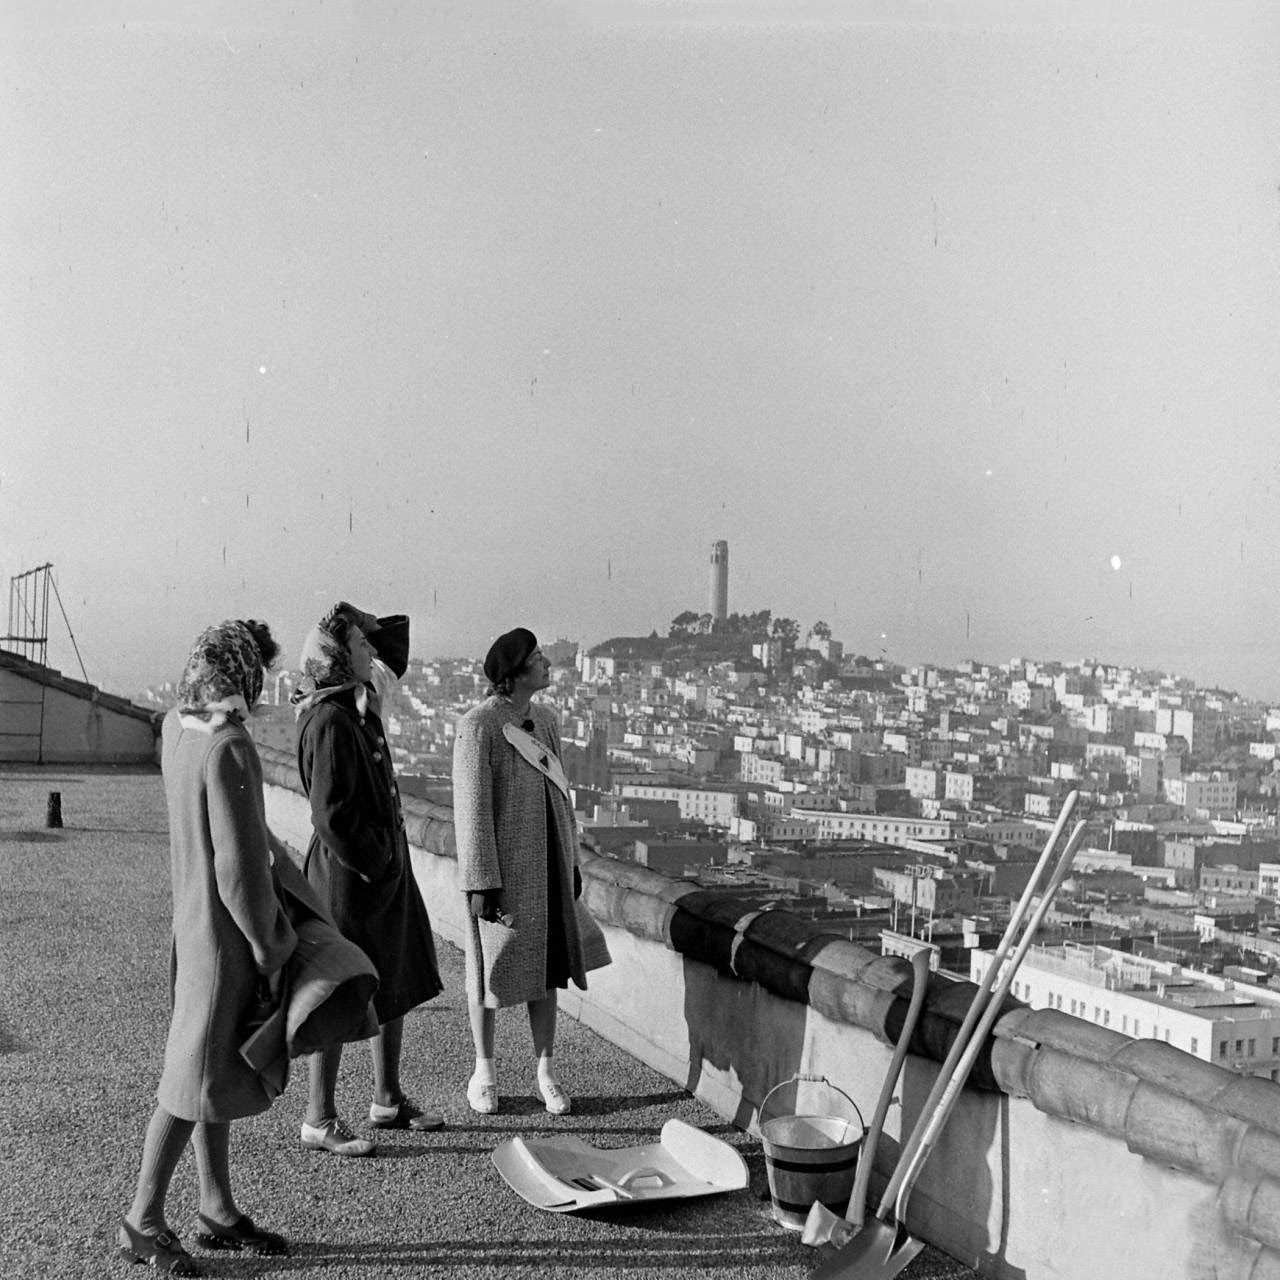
<box><xmin>802</xmin><ymin>945</ymin><xmax>934</xmax><ymax>1247</ymax></box>
<box><xmin>812</xmin><ymin>805</ymin><xmax>1086</xmax><ymax>1280</ymax></box>
<box><xmin>804</xmin><ymin>790</ymin><xmax>1077</xmax><ymax>1252</ymax></box>
<box><xmin>872</xmin><ymin>793</ymin><xmax>1079</xmax><ymax>1212</ymax></box>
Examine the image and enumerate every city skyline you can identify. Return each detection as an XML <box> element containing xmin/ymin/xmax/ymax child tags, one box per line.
<box><xmin>4</xmin><ymin>3</ymin><xmax>1278</xmax><ymax>699</ymax></box>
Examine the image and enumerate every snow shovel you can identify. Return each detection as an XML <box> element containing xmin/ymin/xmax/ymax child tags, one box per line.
<box><xmin>811</xmin><ymin>814</ymin><xmax>1086</xmax><ymax>1280</ymax></box>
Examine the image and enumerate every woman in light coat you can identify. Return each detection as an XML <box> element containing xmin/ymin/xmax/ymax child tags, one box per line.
<box><xmin>118</xmin><ymin>620</ymin><xmax>293</xmax><ymax>1275</ymax></box>
<box><xmin>452</xmin><ymin>628</ymin><xmax>609</xmax><ymax>1116</ymax></box>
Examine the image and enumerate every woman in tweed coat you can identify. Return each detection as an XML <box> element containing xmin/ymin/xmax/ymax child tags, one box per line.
<box><xmin>452</xmin><ymin>628</ymin><xmax>609</xmax><ymax>1116</ymax></box>
<box><xmin>119</xmin><ymin>620</ymin><xmax>293</xmax><ymax>1274</ymax></box>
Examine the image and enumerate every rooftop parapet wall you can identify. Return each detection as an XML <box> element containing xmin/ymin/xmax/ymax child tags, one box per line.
<box><xmin>257</xmin><ymin>743</ymin><xmax>1280</xmax><ymax>1280</ymax></box>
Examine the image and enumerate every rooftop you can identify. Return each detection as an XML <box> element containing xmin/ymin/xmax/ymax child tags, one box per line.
<box><xmin>0</xmin><ymin>764</ymin><xmax>973</xmax><ymax>1280</ymax></box>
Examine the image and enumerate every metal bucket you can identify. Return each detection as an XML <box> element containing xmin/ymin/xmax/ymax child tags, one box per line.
<box><xmin>759</xmin><ymin>1074</ymin><xmax>865</xmax><ymax>1231</ymax></box>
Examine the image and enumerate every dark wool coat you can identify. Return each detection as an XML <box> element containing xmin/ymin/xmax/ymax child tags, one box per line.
<box><xmin>452</xmin><ymin>697</ymin><xmax>609</xmax><ymax>1007</ymax></box>
<box><xmin>157</xmin><ymin>708</ymin><xmax>297</xmax><ymax>1122</ymax></box>
<box><xmin>296</xmin><ymin>687</ymin><xmax>442</xmax><ymax>1023</ymax></box>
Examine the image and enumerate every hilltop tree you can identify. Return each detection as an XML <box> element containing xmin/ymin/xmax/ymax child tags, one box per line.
<box><xmin>669</xmin><ymin>610</ymin><xmax>701</xmax><ymax>637</ymax></box>
<box><xmin>772</xmin><ymin>616</ymin><xmax>800</xmax><ymax>649</ymax></box>
<box><xmin>811</xmin><ymin>620</ymin><xmax>832</xmax><ymax>640</ymax></box>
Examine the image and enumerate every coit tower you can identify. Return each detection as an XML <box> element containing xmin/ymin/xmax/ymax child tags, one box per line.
<box><xmin>709</xmin><ymin>540</ymin><xmax>729</xmax><ymax>623</ymax></box>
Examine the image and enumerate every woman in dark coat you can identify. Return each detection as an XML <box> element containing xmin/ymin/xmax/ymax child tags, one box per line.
<box><xmin>119</xmin><ymin>620</ymin><xmax>293</xmax><ymax>1275</ymax></box>
<box><xmin>292</xmin><ymin>602</ymin><xmax>444</xmax><ymax>1157</ymax></box>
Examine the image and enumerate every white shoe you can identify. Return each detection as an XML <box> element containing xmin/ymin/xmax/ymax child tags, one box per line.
<box><xmin>537</xmin><ymin>1075</ymin><xmax>571</xmax><ymax>1116</ymax></box>
<box><xmin>467</xmin><ymin>1074</ymin><xmax>498</xmax><ymax>1115</ymax></box>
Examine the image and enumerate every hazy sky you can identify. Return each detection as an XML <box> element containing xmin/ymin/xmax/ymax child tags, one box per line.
<box><xmin>3</xmin><ymin>1</ymin><xmax>1278</xmax><ymax>698</ymax></box>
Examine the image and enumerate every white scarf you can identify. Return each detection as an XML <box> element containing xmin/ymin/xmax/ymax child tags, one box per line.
<box><xmin>178</xmin><ymin>694</ymin><xmax>252</xmax><ymax>735</ymax></box>
<box><xmin>502</xmin><ymin>721</ymin><xmax>570</xmax><ymax>800</ymax></box>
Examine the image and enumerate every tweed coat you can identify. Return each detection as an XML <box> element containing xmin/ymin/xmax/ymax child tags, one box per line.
<box><xmin>157</xmin><ymin>707</ymin><xmax>297</xmax><ymax>1122</ymax></box>
<box><xmin>452</xmin><ymin>696</ymin><xmax>608</xmax><ymax>1007</ymax></box>
<box><xmin>296</xmin><ymin>686</ymin><xmax>443</xmax><ymax>1023</ymax></box>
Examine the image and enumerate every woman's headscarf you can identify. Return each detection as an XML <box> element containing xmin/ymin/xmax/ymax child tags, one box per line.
<box><xmin>291</xmin><ymin>602</ymin><xmax>374</xmax><ymax>717</ymax></box>
<box><xmin>298</xmin><ymin>619</ymin><xmax>357</xmax><ymax>688</ymax></box>
<box><xmin>297</xmin><ymin>599</ymin><xmax>383</xmax><ymax>688</ymax></box>
<box><xmin>177</xmin><ymin>621</ymin><xmax>265</xmax><ymax>712</ymax></box>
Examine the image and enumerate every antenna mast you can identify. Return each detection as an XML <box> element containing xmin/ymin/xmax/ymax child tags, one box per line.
<box><xmin>2</xmin><ymin>564</ymin><xmax>89</xmax><ymax>682</ymax></box>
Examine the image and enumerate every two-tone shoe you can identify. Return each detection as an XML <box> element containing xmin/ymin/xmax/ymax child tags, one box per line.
<box><xmin>368</xmin><ymin>1097</ymin><xmax>445</xmax><ymax>1131</ymax></box>
<box><xmin>300</xmin><ymin>1115</ymin><xmax>376</xmax><ymax>1157</ymax></box>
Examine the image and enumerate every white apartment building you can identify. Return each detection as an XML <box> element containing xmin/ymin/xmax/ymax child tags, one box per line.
<box><xmin>905</xmin><ymin>765</ymin><xmax>941</xmax><ymax>801</ymax></box>
<box><xmin>788</xmin><ymin>808</ymin><xmax>957</xmax><ymax>845</ymax></box>
<box><xmin>1259</xmin><ymin>863</ymin><xmax>1280</xmax><ymax>901</ymax></box>
<box><xmin>1165</xmin><ymin>774</ymin><xmax>1237</xmax><ymax>813</ymax></box>
<box><xmin>1085</xmin><ymin>742</ymin><xmax>1126</xmax><ymax>766</ymax></box>
<box><xmin>1009</xmin><ymin>681</ymin><xmax>1051</xmax><ymax>712</ymax></box>
<box><xmin>798</xmin><ymin>707</ymin><xmax>830</xmax><ymax>734</ymax></box>
<box><xmin>616</xmin><ymin>783</ymin><xmax>739</xmax><ymax>827</ymax></box>
<box><xmin>740</xmin><ymin>753</ymin><xmax>785</xmax><ymax>786</ymax></box>
<box><xmin>971</xmin><ymin>942</ymin><xmax>1280</xmax><ymax>1080</ymax></box>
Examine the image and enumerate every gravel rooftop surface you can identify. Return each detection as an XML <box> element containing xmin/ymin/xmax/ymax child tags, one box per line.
<box><xmin>0</xmin><ymin>765</ymin><xmax>977</xmax><ymax>1280</ymax></box>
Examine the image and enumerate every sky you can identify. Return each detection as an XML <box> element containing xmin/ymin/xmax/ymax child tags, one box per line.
<box><xmin>3</xmin><ymin>1</ymin><xmax>1279</xmax><ymax>699</ymax></box>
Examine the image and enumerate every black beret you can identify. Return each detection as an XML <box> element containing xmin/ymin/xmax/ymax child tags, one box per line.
<box><xmin>484</xmin><ymin>628</ymin><xmax>537</xmax><ymax>686</ymax></box>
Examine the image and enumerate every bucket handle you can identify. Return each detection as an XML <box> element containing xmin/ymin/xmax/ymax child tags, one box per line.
<box><xmin>758</xmin><ymin>1073</ymin><xmax>866</xmax><ymax>1134</ymax></box>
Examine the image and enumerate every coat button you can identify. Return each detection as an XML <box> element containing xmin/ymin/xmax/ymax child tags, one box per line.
<box><xmin>373</xmin><ymin>751</ymin><xmax>382</xmax><ymax>762</ymax></box>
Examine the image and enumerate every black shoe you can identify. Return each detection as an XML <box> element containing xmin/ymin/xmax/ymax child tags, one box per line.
<box><xmin>117</xmin><ymin>1220</ymin><xmax>202</xmax><ymax>1276</ymax></box>
<box><xmin>193</xmin><ymin>1213</ymin><xmax>289</xmax><ymax>1256</ymax></box>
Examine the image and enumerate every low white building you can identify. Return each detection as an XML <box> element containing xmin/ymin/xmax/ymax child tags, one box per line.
<box><xmin>972</xmin><ymin>942</ymin><xmax>1280</xmax><ymax>1080</ymax></box>
<box><xmin>787</xmin><ymin>808</ymin><xmax>957</xmax><ymax>846</ymax></box>
<box><xmin>615</xmin><ymin>783</ymin><xmax>739</xmax><ymax>827</ymax></box>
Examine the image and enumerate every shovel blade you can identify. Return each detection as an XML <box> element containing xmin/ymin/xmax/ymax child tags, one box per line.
<box><xmin>809</xmin><ymin>1217</ymin><xmax>925</xmax><ymax>1280</ymax></box>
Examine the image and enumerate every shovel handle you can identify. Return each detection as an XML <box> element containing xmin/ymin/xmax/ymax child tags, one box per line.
<box><xmin>874</xmin><ymin>791</ymin><xmax>1078</xmax><ymax>1216</ymax></box>
<box><xmin>883</xmin><ymin>818</ymin><xmax>1086</xmax><ymax>1223</ymax></box>
<box><xmin>845</xmin><ymin>947</ymin><xmax>932</xmax><ymax>1230</ymax></box>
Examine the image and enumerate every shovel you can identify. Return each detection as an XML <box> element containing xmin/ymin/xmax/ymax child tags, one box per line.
<box><xmin>803</xmin><ymin>946</ymin><xmax>933</xmax><ymax>1248</ymax></box>
<box><xmin>811</xmin><ymin>808</ymin><xmax>1086</xmax><ymax>1280</ymax></box>
<box><xmin>806</xmin><ymin>790</ymin><xmax>1078</xmax><ymax>1250</ymax></box>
